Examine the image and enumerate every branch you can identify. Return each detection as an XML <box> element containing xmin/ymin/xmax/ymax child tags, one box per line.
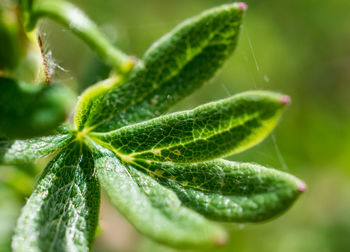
<box><xmin>26</xmin><ymin>0</ymin><xmax>135</xmax><ymax>73</ymax></box>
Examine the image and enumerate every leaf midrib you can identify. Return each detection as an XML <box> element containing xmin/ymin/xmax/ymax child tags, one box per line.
<box><xmin>125</xmin><ymin>158</ymin><xmax>283</xmax><ymax>198</ymax></box>
<box><xmin>91</xmin><ymin>111</ymin><xmax>260</xmax><ymax>160</ymax></box>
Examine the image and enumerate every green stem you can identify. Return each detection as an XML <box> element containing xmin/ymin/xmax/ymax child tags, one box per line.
<box><xmin>27</xmin><ymin>0</ymin><xmax>134</xmax><ymax>73</ymax></box>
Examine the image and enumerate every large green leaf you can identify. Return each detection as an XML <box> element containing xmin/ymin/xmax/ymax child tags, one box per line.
<box><xmin>0</xmin><ymin>77</ymin><xmax>75</xmax><ymax>139</ymax></box>
<box><xmin>131</xmin><ymin>159</ymin><xmax>305</xmax><ymax>222</ymax></box>
<box><xmin>88</xmin><ymin>140</ymin><xmax>227</xmax><ymax>248</ymax></box>
<box><xmin>75</xmin><ymin>3</ymin><xmax>245</xmax><ymax>132</ymax></box>
<box><xmin>12</xmin><ymin>143</ymin><xmax>100</xmax><ymax>252</ymax></box>
<box><xmin>90</xmin><ymin>91</ymin><xmax>290</xmax><ymax>163</ymax></box>
<box><xmin>0</xmin><ymin>133</ymin><xmax>74</xmax><ymax>165</ymax></box>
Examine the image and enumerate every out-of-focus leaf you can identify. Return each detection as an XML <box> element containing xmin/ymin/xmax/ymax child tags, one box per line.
<box><xmin>0</xmin><ymin>183</ymin><xmax>23</xmax><ymax>252</ymax></box>
<box><xmin>0</xmin><ymin>77</ymin><xmax>75</xmax><ymax>139</ymax></box>
<box><xmin>1</xmin><ymin>2</ymin><xmax>44</xmax><ymax>83</ymax></box>
<box><xmin>0</xmin><ymin>4</ymin><xmax>22</xmax><ymax>70</ymax></box>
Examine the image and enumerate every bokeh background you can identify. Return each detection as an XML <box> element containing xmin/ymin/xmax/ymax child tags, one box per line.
<box><xmin>1</xmin><ymin>0</ymin><xmax>350</xmax><ymax>251</ymax></box>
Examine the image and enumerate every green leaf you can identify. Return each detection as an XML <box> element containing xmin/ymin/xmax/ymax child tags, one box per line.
<box><xmin>74</xmin><ymin>75</ymin><xmax>121</xmax><ymax>132</ymax></box>
<box><xmin>76</xmin><ymin>3</ymin><xmax>245</xmax><ymax>132</ymax></box>
<box><xmin>0</xmin><ymin>77</ymin><xmax>75</xmax><ymax>139</ymax></box>
<box><xmin>18</xmin><ymin>0</ymin><xmax>34</xmax><ymax>26</ymax></box>
<box><xmin>12</xmin><ymin>143</ymin><xmax>100</xmax><ymax>252</ymax></box>
<box><xmin>1</xmin><ymin>3</ymin><xmax>43</xmax><ymax>83</ymax></box>
<box><xmin>0</xmin><ymin>4</ymin><xmax>22</xmax><ymax>70</ymax></box>
<box><xmin>0</xmin><ymin>133</ymin><xmax>74</xmax><ymax>165</ymax></box>
<box><xmin>0</xmin><ymin>183</ymin><xmax>23</xmax><ymax>252</ymax></box>
<box><xmin>131</xmin><ymin>159</ymin><xmax>305</xmax><ymax>222</ymax></box>
<box><xmin>88</xmin><ymin>140</ymin><xmax>227</xmax><ymax>248</ymax></box>
<box><xmin>90</xmin><ymin>91</ymin><xmax>290</xmax><ymax>163</ymax></box>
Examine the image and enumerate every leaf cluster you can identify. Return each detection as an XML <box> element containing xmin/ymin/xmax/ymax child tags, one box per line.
<box><xmin>0</xmin><ymin>1</ymin><xmax>305</xmax><ymax>251</ymax></box>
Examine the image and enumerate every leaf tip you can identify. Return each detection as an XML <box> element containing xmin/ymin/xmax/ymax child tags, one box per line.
<box><xmin>297</xmin><ymin>181</ymin><xmax>307</xmax><ymax>193</ymax></box>
<box><xmin>121</xmin><ymin>56</ymin><xmax>138</xmax><ymax>73</ymax></box>
<box><xmin>236</xmin><ymin>2</ymin><xmax>248</xmax><ymax>11</ymax></box>
<box><xmin>213</xmin><ymin>230</ymin><xmax>228</xmax><ymax>247</ymax></box>
<box><xmin>280</xmin><ymin>94</ymin><xmax>291</xmax><ymax>106</ymax></box>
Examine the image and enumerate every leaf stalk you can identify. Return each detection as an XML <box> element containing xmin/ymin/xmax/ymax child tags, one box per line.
<box><xmin>26</xmin><ymin>0</ymin><xmax>135</xmax><ymax>73</ymax></box>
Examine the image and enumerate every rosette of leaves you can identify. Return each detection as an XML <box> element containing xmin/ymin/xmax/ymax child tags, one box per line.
<box><xmin>0</xmin><ymin>2</ymin><xmax>306</xmax><ymax>251</ymax></box>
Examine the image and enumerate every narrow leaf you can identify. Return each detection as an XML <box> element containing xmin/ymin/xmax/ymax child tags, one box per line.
<box><xmin>12</xmin><ymin>143</ymin><xmax>100</xmax><ymax>252</ymax></box>
<box><xmin>0</xmin><ymin>77</ymin><xmax>75</xmax><ymax>139</ymax></box>
<box><xmin>0</xmin><ymin>133</ymin><xmax>74</xmax><ymax>165</ymax></box>
<box><xmin>76</xmin><ymin>3</ymin><xmax>246</xmax><ymax>132</ymax></box>
<box><xmin>91</xmin><ymin>91</ymin><xmax>290</xmax><ymax>163</ymax></box>
<box><xmin>131</xmin><ymin>159</ymin><xmax>306</xmax><ymax>222</ymax></box>
<box><xmin>88</xmin><ymin>141</ymin><xmax>227</xmax><ymax>248</ymax></box>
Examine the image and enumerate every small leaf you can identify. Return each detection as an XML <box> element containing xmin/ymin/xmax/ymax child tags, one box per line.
<box><xmin>88</xmin><ymin>141</ymin><xmax>227</xmax><ymax>248</ymax></box>
<box><xmin>0</xmin><ymin>133</ymin><xmax>74</xmax><ymax>165</ymax></box>
<box><xmin>12</xmin><ymin>143</ymin><xmax>100</xmax><ymax>252</ymax></box>
<box><xmin>0</xmin><ymin>77</ymin><xmax>75</xmax><ymax>139</ymax></box>
<box><xmin>131</xmin><ymin>159</ymin><xmax>305</xmax><ymax>222</ymax></box>
<box><xmin>74</xmin><ymin>75</ymin><xmax>121</xmax><ymax>131</ymax></box>
<box><xmin>91</xmin><ymin>91</ymin><xmax>290</xmax><ymax>163</ymax></box>
<box><xmin>76</xmin><ymin>3</ymin><xmax>245</xmax><ymax>132</ymax></box>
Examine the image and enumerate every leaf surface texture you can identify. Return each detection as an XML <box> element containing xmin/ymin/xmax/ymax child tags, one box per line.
<box><xmin>91</xmin><ymin>91</ymin><xmax>287</xmax><ymax>163</ymax></box>
<box><xmin>75</xmin><ymin>3</ymin><xmax>245</xmax><ymax>131</ymax></box>
<box><xmin>89</xmin><ymin>141</ymin><xmax>226</xmax><ymax>248</ymax></box>
<box><xmin>12</xmin><ymin>143</ymin><xmax>100</xmax><ymax>252</ymax></box>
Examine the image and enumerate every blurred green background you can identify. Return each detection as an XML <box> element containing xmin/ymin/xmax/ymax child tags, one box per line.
<box><xmin>1</xmin><ymin>0</ymin><xmax>349</xmax><ymax>251</ymax></box>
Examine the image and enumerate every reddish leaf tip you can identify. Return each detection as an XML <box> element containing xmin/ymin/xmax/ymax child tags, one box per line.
<box><xmin>298</xmin><ymin>182</ymin><xmax>307</xmax><ymax>193</ymax></box>
<box><xmin>237</xmin><ymin>2</ymin><xmax>248</xmax><ymax>11</ymax></box>
<box><xmin>214</xmin><ymin>232</ymin><xmax>228</xmax><ymax>247</ymax></box>
<box><xmin>280</xmin><ymin>95</ymin><xmax>291</xmax><ymax>106</ymax></box>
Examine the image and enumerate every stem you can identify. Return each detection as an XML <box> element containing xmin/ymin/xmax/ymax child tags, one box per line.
<box><xmin>27</xmin><ymin>0</ymin><xmax>134</xmax><ymax>73</ymax></box>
